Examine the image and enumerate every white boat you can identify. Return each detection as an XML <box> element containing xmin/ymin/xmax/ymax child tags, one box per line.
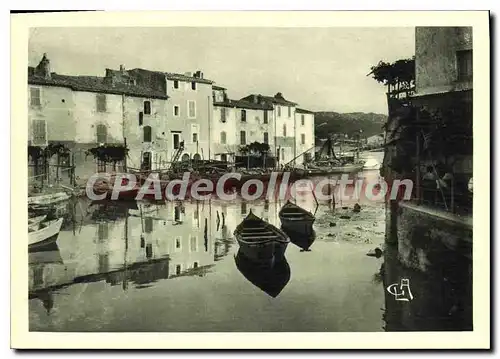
<box><xmin>28</xmin><ymin>215</ymin><xmax>47</xmax><ymax>231</ymax></box>
<box><xmin>28</xmin><ymin>218</ymin><xmax>64</xmax><ymax>250</ymax></box>
<box><xmin>363</xmin><ymin>158</ymin><xmax>380</xmax><ymax>170</ymax></box>
<box><xmin>28</xmin><ymin>192</ymin><xmax>71</xmax><ymax>206</ymax></box>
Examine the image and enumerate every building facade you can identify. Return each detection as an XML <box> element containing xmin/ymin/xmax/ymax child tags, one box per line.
<box><xmin>212</xmin><ymin>88</ymin><xmax>275</xmax><ymax>165</ymax></box>
<box><xmin>413</xmin><ymin>27</ymin><xmax>473</xmax><ymax>185</ymax></box>
<box><xmin>294</xmin><ymin>108</ymin><xmax>316</xmax><ymax>164</ymax></box>
<box><xmin>28</xmin><ymin>53</ymin><xmax>316</xmax><ymax>186</ymax></box>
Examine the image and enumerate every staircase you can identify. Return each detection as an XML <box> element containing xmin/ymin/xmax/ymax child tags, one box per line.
<box><xmin>169</xmin><ymin>142</ymin><xmax>185</xmax><ymax>170</ymax></box>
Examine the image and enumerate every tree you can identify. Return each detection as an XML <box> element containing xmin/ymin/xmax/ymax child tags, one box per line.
<box><xmin>368</xmin><ymin>57</ymin><xmax>415</xmax><ymax>97</ymax></box>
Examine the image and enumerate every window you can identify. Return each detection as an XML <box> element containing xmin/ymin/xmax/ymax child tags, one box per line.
<box><xmin>263</xmin><ymin>132</ymin><xmax>269</xmax><ymax>144</ymax></box>
<box><xmin>142</xmin><ymin>152</ymin><xmax>151</xmax><ymax>171</ymax></box>
<box><xmin>173</xmin><ymin>80</ymin><xmax>179</xmax><ymax>89</ymax></box>
<box><xmin>194</xmin><ymin>262</ymin><xmax>199</xmax><ymax>269</ymax></box>
<box><xmin>190</xmin><ymin>236</ymin><xmax>197</xmax><ymax>252</ymax></box>
<box><xmin>263</xmin><ymin>111</ymin><xmax>268</xmax><ymax>124</ymax></box>
<box><xmin>173</xmin><ymin>105</ymin><xmax>180</xmax><ymax>117</ymax></box>
<box><xmin>30</xmin><ymin>87</ymin><xmax>41</xmax><ymax>107</ymax></box>
<box><xmin>301</xmin><ymin>114</ymin><xmax>305</xmax><ymax>126</ymax></box>
<box><xmin>301</xmin><ymin>134</ymin><xmax>305</xmax><ymax>145</ymax></box>
<box><xmin>221</xmin><ymin>107</ymin><xmax>227</xmax><ymax>123</ymax></box>
<box><xmin>188</xmin><ymin>100</ymin><xmax>196</xmax><ymax>118</ymax></box>
<box><xmin>145</xmin><ymin>217</ymin><xmax>153</xmax><ymax>233</ymax></box>
<box><xmin>220</xmin><ymin>131</ymin><xmax>227</xmax><ymax>144</ymax></box>
<box><xmin>281</xmin><ymin>148</ymin><xmax>285</xmax><ymax>160</ymax></box>
<box><xmin>96</xmin><ymin>94</ymin><xmax>107</xmax><ymax>112</ymax></box>
<box><xmin>176</xmin><ymin>265</ymin><xmax>181</xmax><ymax>275</ymax></box>
<box><xmin>96</xmin><ymin>124</ymin><xmax>107</xmax><ymax>143</ymax></box>
<box><xmin>32</xmin><ymin>119</ymin><xmax>47</xmax><ymax>146</ymax></box>
<box><xmin>139</xmin><ymin>112</ymin><xmax>143</xmax><ymax>126</ymax></box>
<box><xmin>143</xmin><ymin>125</ymin><xmax>152</xmax><ymax>142</ymax></box>
<box><xmin>283</xmin><ymin>124</ymin><xmax>287</xmax><ymax>137</ymax></box>
<box><xmin>277</xmin><ymin>106</ymin><xmax>281</xmax><ymax>117</ymax></box>
<box><xmin>98</xmin><ymin>254</ymin><xmax>109</xmax><ymax>273</ymax></box>
<box><xmin>175</xmin><ymin>238</ymin><xmax>181</xmax><ymax>249</ymax></box>
<box><xmin>241</xmin><ymin>110</ymin><xmax>247</xmax><ymax>122</ymax></box>
<box><xmin>33</xmin><ymin>266</ymin><xmax>44</xmax><ymax>286</ymax></box>
<box><xmin>288</xmin><ymin>106</ymin><xmax>291</xmax><ymax>117</ymax></box>
<box><xmin>240</xmin><ymin>131</ymin><xmax>246</xmax><ymax>145</ymax></box>
<box><xmin>98</xmin><ymin>222</ymin><xmax>108</xmax><ymax>241</ymax></box>
<box><xmin>173</xmin><ymin>133</ymin><xmax>180</xmax><ymax>149</ymax></box>
<box><xmin>174</xmin><ymin>206</ymin><xmax>181</xmax><ymax>222</ymax></box>
<box><xmin>191</xmin><ymin>82</ymin><xmax>197</xmax><ymax>90</ymax></box>
<box><xmin>144</xmin><ymin>101</ymin><xmax>151</xmax><ymax>115</ymax></box>
<box><xmin>191</xmin><ymin>124</ymin><xmax>199</xmax><ymax>143</ymax></box>
<box><xmin>457</xmin><ymin>50</ymin><xmax>472</xmax><ymax>81</ymax></box>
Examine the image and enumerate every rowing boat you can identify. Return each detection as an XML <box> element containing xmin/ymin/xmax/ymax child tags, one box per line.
<box><xmin>28</xmin><ymin>218</ymin><xmax>64</xmax><ymax>252</ymax></box>
<box><xmin>234</xmin><ymin>210</ymin><xmax>290</xmax><ymax>265</ymax></box>
<box><xmin>279</xmin><ymin>200</ymin><xmax>315</xmax><ymax>236</ymax></box>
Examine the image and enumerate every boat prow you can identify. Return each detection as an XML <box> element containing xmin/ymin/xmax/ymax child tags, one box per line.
<box><xmin>28</xmin><ymin>218</ymin><xmax>64</xmax><ymax>252</ymax></box>
<box><xmin>279</xmin><ymin>201</ymin><xmax>315</xmax><ymax>236</ymax></box>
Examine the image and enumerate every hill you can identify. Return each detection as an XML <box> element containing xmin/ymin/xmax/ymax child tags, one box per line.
<box><xmin>314</xmin><ymin>112</ymin><xmax>387</xmax><ymax>142</ymax></box>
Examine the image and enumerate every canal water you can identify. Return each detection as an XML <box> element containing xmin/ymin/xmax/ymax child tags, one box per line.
<box><xmin>28</xmin><ymin>152</ymin><xmax>472</xmax><ymax>332</ymax></box>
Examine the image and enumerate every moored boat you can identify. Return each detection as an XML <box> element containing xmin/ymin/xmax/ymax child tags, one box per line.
<box><xmin>287</xmin><ymin>230</ymin><xmax>317</xmax><ymax>252</ymax></box>
<box><xmin>279</xmin><ymin>200</ymin><xmax>315</xmax><ymax>236</ymax></box>
<box><xmin>234</xmin><ymin>210</ymin><xmax>290</xmax><ymax>265</ymax></box>
<box><xmin>362</xmin><ymin>158</ymin><xmax>380</xmax><ymax>170</ymax></box>
<box><xmin>234</xmin><ymin>249</ymin><xmax>290</xmax><ymax>298</ymax></box>
<box><xmin>28</xmin><ymin>215</ymin><xmax>47</xmax><ymax>231</ymax></box>
<box><xmin>28</xmin><ymin>218</ymin><xmax>64</xmax><ymax>252</ymax></box>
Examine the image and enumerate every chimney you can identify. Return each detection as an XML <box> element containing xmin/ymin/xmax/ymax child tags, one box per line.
<box><xmin>193</xmin><ymin>70</ymin><xmax>204</xmax><ymax>79</ymax></box>
<box><xmin>119</xmin><ymin>64</ymin><xmax>125</xmax><ymax>73</ymax></box>
<box><xmin>35</xmin><ymin>53</ymin><xmax>51</xmax><ymax>79</ymax></box>
<box><xmin>252</xmin><ymin>95</ymin><xmax>259</xmax><ymax>104</ymax></box>
<box><xmin>275</xmin><ymin>92</ymin><xmax>284</xmax><ymax>100</ymax></box>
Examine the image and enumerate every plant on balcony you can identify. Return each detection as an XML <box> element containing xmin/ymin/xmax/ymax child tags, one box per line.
<box><xmin>85</xmin><ymin>144</ymin><xmax>129</xmax><ymax>164</ymax></box>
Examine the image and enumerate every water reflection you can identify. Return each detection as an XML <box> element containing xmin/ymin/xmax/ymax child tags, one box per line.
<box><xmin>234</xmin><ymin>250</ymin><xmax>291</xmax><ymax>298</ymax></box>
<box><xmin>382</xmin><ymin>244</ymin><xmax>472</xmax><ymax>331</ymax></box>
<box><xmin>28</xmin><ymin>167</ymin><xmax>472</xmax><ymax>332</ymax></box>
<box><xmin>287</xmin><ymin>230</ymin><xmax>317</xmax><ymax>252</ymax></box>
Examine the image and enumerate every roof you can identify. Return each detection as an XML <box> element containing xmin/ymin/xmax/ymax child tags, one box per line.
<box><xmin>131</xmin><ymin>68</ymin><xmax>214</xmax><ymax>84</ymax></box>
<box><xmin>241</xmin><ymin>93</ymin><xmax>297</xmax><ymax>106</ymax></box>
<box><xmin>214</xmin><ymin>98</ymin><xmax>273</xmax><ymax>110</ymax></box>
<box><xmin>296</xmin><ymin>108</ymin><xmax>315</xmax><ymax>114</ymax></box>
<box><xmin>212</xmin><ymin>85</ymin><xmax>226</xmax><ymax>90</ymax></box>
<box><xmin>28</xmin><ymin>68</ymin><xmax>169</xmax><ymax>100</ymax></box>
<box><xmin>164</xmin><ymin>72</ymin><xmax>214</xmax><ymax>85</ymax></box>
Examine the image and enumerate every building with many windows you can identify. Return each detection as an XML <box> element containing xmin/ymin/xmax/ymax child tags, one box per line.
<box><xmin>28</xmin><ymin>53</ymin><xmax>316</xmax><ymax>186</ymax></box>
<box><xmin>212</xmin><ymin>87</ymin><xmax>275</xmax><ymax>165</ymax></box>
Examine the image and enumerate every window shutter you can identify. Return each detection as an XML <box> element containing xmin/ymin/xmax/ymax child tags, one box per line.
<box><xmin>32</xmin><ymin>120</ymin><xmax>47</xmax><ymax>146</ymax></box>
<box><xmin>139</xmin><ymin>112</ymin><xmax>143</xmax><ymax>126</ymax></box>
<box><xmin>144</xmin><ymin>101</ymin><xmax>151</xmax><ymax>115</ymax></box>
<box><xmin>144</xmin><ymin>126</ymin><xmax>152</xmax><ymax>142</ymax></box>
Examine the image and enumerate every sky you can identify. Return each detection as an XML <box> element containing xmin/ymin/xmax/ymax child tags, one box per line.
<box><xmin>29</xmin><ymin>27</ymin><xmax>415</xmax><ymax>115</ymax></box>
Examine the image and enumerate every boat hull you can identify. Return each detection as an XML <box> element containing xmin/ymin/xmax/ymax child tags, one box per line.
<box><xmin>28</xmin><ymin>233</ymin><xmax>60</xmax><ymax>253</ymax></box>
<box><xmin>235</xmin><ymin>238</ymin><xmax>288</xmax><ymax>266</ymax></box>
<box><xmin>28</xmin><ymin>218</ymin><xmax>64</xmax><ymax>249</ymax></box>
<box><xmin>279</xmin><ymin>216</ymin><xmax>315</xmax><ymax>236</ymax></box>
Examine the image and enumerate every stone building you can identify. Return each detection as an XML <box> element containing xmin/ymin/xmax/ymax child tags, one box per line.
<box><xmin>212</xmin><ymin>88</ymin><xmax>275</xmax><ymax>165</ymax></box>
<box><xmin>28</xmin><ymin>54</ymin><xmax>170</xmax><ymax>187</ymax></box>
